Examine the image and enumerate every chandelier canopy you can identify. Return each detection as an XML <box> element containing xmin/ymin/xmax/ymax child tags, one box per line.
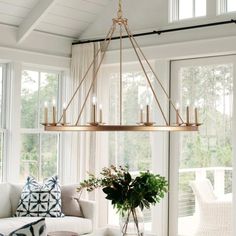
<box><xmin>42</xmin><ymin>0</ymin><xmax>201</xmax><ymax>132</ymax></box>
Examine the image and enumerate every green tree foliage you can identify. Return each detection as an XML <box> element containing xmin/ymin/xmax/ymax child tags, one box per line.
<box><xmin>20</xmin><ymin>70</ymin><xmax>59</xmax><ymax>181</ymax></box>
<box><xmin>178</xmin><ymin>64</ymin><xmax>233</xmax><ymax>217</ymax></box>
<box><xmin>108</xmin><ymin>72</ymin><xmax>152</xmax><ymax>171</ymax></box>
<box><xmin>180</xmin><ymin>64</ymin><xmax>233</xmax><ymax>168</ymax></box>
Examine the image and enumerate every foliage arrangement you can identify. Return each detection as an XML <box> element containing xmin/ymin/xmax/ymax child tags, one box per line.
<box><xmin>77</xmin><ymin>165</ymin><xmax>168</xmax><ymax>213</ymax></box>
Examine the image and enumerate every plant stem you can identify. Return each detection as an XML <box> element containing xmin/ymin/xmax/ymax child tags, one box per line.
<box><xmin>132</xmin><ymin>208</ymin><xmax>142</xmax><ymax>236</ymax></box>
<box><xmin>122</xmin><ymin>209</ymin><xmax>131</xmax><ymax>236</ymax></box>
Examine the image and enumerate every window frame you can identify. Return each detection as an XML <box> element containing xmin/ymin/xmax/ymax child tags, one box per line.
<box><xmin>0</xmin><ymin>64</ymin><xmax>7</xmax><ymax>182</ymax></box>
<box><xmin>20</xmin><ymin>66</ymin><xmax>63</xmax><ymax>181</ymax></box>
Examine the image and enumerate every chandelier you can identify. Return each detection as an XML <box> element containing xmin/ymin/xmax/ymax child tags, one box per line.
<box><xmin>42</xmin><ymin>0</ymin><xmax>201</xmax><ymax>132</ymax></box>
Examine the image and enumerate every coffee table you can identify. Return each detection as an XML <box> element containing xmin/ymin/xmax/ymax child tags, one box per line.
<box><xmin>47</xmin><ymin>232</ymin><xmax>78</xmax><ymax>236</ymax></box>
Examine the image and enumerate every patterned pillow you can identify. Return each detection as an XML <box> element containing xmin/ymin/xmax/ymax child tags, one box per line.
<box><xmin>15</xmin><ymin>176</ymin><xmax>64</xmax><ymax>217</ymax></box>
<box><xmin>9</xmin><ymin>218</ymin><xmax>46</xmax><ymax>236</ymax></box>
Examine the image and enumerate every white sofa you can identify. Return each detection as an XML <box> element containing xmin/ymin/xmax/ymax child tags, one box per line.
<box><xmin>0</xmin><ymin>183</ymin><xmax>96</xmax><ymax>235</ymax></box>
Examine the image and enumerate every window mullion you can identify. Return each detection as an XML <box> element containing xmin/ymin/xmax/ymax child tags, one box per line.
<box><xmin>221</xmin><ymin>0</ymin><xmax>227</xmax><ymax>13</ymax></box>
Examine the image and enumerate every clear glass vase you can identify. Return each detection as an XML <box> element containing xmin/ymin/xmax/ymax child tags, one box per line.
<box><xmin>119</xmin><ymin>207</ymin><xmax>144</xmax><ymax>236</ymax></box>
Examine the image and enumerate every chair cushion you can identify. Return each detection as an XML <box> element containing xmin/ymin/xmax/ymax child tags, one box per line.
<box><xmin>9</xmin><ymin>218</ymin><xmax>46</xmax><ymax>236</ymax></box>
<box><xmin>15</xmin><ymin>176</ymin><xmax>64</xmax><ymax>217</ymax></box>
<box><xmin>61</xmin><ymin>185</ymin><xmax>82</xmax><ymax>217</ymax></box>
<box><xmin>0</xmin><ymin>183</ymin><xmax>11</xmax><ymax>218</ymax></box>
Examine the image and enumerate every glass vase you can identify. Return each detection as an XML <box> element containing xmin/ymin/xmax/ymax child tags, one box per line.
<box><xmin>119</xmin><ymin>207</ymin><xmax>144</xmax><ymax>236</ymax></box>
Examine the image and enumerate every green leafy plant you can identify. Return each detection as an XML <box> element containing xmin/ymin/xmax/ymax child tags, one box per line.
<box><xmin>77</xmin><ymin>165</ymin><xmax>168</xmax><ymax>235</ymax></box>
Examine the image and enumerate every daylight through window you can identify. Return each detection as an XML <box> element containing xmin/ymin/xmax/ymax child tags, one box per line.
<box><xmin>20</xmin><ymin>69</ymin><xmax>61</xmax><ymax>181</ymax></box>
<box><xmin>171</xmin><ymin>0</ymin><xmax>206</xmax><ymax>21</ymax></box>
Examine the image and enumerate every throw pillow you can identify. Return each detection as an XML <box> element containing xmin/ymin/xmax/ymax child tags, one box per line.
<box><xmin>9</xmin><ymin>218</ymin><xmax>46</xmax><ymax>236</ymax></box>
<box><xmin>15</xmin><ymin>176</ymin><xmax>64</xmax><ymax>217</ymax></box>
<box><xmin>61</xmin><ymin>185</ymin><xmax>82</xmax><ymax>217</ymax></box>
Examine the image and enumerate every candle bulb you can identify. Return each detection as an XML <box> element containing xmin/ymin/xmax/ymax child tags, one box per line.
<box><xmin>146</xmin><ymin>98</ymin><xmax>150</xmax><ymax>123</ymax></box>
<box><xmin>92</xmin><ymin>96</ymin><xmax>97</xmax><ymax>123</ymax></box>
<box><xmin>99</xmin><ymin>104</ymin><xmax>103</xmax><ymax>123</ymax></box>
<box><xmin>194</xmin><ymin>102</ymin><xmax>198</xmax><ymax>125</ymax></box>
<box><xmin>186</xmin><ymin>100</ymin><xmax>190</xmax><ymax>125</ymax></box>
<box><xmin>195</xmin><ymin>107</ymin><xmax>198</xmax><ymax>125</ymax></box>
<box><xmin>63</xmin><ymin>103</ymin><xmax>66</xmax><ymax>125</ymax></box>
<box><xmin>140</xmin><ymin>104</ymin><xmax>144</xmax><ymax>123</ymax></box>
<box><xmin>52</xmin><ymin>99</ymin><xmax>56</xmax><ymax>125</ymax></box>
<box><xmin>176</xmin><ymin>102</ymin><xmax>180</xmax><ymax>125</ymax></box>
<box><xmin>44</xmin><ymin>102</ymin><xmax>48</xmax><ymax>124</ymax></box>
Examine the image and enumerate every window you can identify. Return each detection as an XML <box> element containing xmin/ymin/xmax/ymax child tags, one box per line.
<box><xmin>170</xmin><ymin>0</ymin><xmax>206</xmax><ymax>21</ymax></box>
<box><xmin>170</xmin><ymin>56</ymin><xmax>234</xmax><ymax>236</ymax></box>
<box><xmin>0</xmin><ymin>65</ymin><xmax>6</xmax><ymax>182</ymax></box>
<box><xmin>20</xmin><ymin>69</ymin><xmax>61</xmax><ymax>181</ymax></box>
<box><xmin>101</xmin><ymin>62</ymin><xmax>161</xmax><ymax>233</ymax></box>
<box><xmin>218</xmin><ymin>0</ymin><xmax>236</xmax><ymax>14</ymax></box>
<box><xmin>227</xmin><ymin>0</ymin><xmax>236</xmax><ymax>12</ymax></box>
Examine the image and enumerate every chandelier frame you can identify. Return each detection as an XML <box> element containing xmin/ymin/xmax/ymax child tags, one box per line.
<box><xmin>42</xmin><ymin>0</ymin><xmax>201</xmax><ymax>132</ymax></box>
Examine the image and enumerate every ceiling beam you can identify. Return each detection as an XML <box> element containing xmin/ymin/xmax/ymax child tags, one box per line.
<box><xmin>18</xmin><ymin>0</ymin><xmax>57</xmax><ymax>44</ymax></box>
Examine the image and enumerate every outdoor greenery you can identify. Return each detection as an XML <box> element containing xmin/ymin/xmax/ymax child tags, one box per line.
<box><xmin>180</xmin><ymin>64</ymin><xmax>233</xmax><ymax>169</ymax></box>
<box><xmin>20</xmin><ymin>70</ymin><xmax>59</xmax><ymax>181</ymax></box>
<box><xmin>108</xmin><ymin>71</ymin><xmax>152</xmax><ymax>171</ymax></box>
<box><xmin>177</xmin><ymin>64</ymin><xmax>233</xmax><ymax>217</ymax></box>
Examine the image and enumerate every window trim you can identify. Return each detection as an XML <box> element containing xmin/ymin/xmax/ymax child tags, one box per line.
<box><xmin>0</xmin><ymin>64</ymin><xmax>8</xmax><ymax>182</ymax></box>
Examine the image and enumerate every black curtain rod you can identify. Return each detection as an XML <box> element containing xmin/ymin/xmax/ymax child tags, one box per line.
<box><xmin>72</xmin><ymin>19</ymin><xmax>236</xmax><ymax>45</ymax></box>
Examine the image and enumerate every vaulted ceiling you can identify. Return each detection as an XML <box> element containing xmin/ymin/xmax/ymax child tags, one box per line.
<box><xmin>0</xmin><ymin>0</ymin><xmax>111</xmax><ymax>42</ymax></box>
<box><xmin>0</xmin><ymin>0</ymin><xmax>167</xmax><ymax>43</ymax></box>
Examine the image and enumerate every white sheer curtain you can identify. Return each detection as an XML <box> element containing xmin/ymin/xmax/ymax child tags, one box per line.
<box><xmin>62</xmin><ymin>43</ymin><xmax>100</xmax><ymax>189</ymax></box>
<box><xmin>61</xmin><ymin>42</ymin><xmax>109</xmax><ymax>227</ymax></box>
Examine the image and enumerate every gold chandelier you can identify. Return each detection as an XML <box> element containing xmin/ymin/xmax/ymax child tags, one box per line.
<box><xmin>42</xmin><ymin>0</ymin><xmax>201</xmax><ymax>132</ymax></box>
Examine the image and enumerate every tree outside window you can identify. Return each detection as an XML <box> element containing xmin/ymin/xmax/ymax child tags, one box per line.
<box><xmin>20</xmin><ymin>69</ymin><xmax>61</xmax><ymax>181</ymax></box>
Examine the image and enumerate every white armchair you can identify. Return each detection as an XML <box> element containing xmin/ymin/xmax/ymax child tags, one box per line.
<box><xmin>190</xmin><ymin>178</ymin><xmax>232</xmax><ymax>236</ymax></box>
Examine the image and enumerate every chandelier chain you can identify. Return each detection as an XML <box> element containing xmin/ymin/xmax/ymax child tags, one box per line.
<box><xmin>117</xmin><ymin>0</ymin><xmax>123</xmax><ymax>18</ymax></box>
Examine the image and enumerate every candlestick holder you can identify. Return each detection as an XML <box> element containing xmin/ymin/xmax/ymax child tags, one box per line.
<box><xmin>41</xmin><ymin>122</ymin><xmax>57</xmax><ymax>127</ymax></box>
<box><xmin>89</xmin><ymin>122</ymin><xmax>99</xmax><ymax>126</ymax></box>
<box><xmin>143</xmin><ymin>122</ymin><xmax>155</xmax><ymax>126</ymax></box>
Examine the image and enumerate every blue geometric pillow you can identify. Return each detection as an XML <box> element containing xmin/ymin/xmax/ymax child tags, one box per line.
<box><xmin>15</xmin><ymin>176</ymin><xmax>64</xmax><ymax>217</ymax></box>
<box><xmin>9</xmin><ymin>218</ymin><xmax>46</xmax><ymax>236</ymax></box>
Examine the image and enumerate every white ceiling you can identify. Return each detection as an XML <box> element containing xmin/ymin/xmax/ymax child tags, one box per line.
<box><xmin>0</xmin><ymin>0</ymin><xmax>111</xmax><ymax>42</ymax></box>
